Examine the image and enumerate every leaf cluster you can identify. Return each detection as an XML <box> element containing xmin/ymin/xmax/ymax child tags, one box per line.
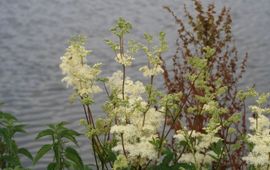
<box><xmin>0</xmin><ymin>111</ymin><xmax>32</xmax><ymax>170</ymax></box>
<box><xmin>34</xmin><ymin>122</ymin><xmax>89</xmax><ymax>170</ymax></box>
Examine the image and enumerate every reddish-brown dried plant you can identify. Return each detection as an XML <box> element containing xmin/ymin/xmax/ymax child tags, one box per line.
<box><xmin>161</xmin><ymin>1</ymin><xmax>248</xmax><ymax>169</ymax></box>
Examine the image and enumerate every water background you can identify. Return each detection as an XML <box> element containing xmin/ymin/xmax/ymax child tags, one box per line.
<box><xmin>1</xmin><ymin>0</ymin><xmax>270</xmax><ymax>169</ymax></box>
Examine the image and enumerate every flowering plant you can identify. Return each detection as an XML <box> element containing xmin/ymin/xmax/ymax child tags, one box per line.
<box><xmin>60</xmin><ymin>18</ymin><xmax>236</xmax><ymax>169</ymax></box>
<box><xmin>59</xmin><ymin>5</ymin><xmax>270</xmax><ymax>170</ymax></box>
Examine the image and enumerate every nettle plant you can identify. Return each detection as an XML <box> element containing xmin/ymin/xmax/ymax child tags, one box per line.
<box><xmin>0</xmin><ymin>111</ymin><xmax>32</xmax><ymax>170</ymax></box>
<box><xmin>33</xmin><ymin>122</ymin><xmax>88</xmax><ymax>170</ymax></box>
<box><xmin>59</xmin><ymin>13</ymin><xmax>270</xmax><ymax>170</ymax></box>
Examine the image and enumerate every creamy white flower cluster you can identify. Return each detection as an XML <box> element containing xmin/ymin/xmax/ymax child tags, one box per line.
<box><xmin>108</xmin><ymin>71</ymin><xmax>145</xmax><ymax>99</ymax></box>
<box><xmin>115</xmin><ymin>53</ymin><xmax>134</xmax><ymax>66</ymax></box>
<box><xmin>60</xmin><ymin>40</ymin><xmax>102</xmax><ymax>97</ymax></box>
<box><xmin>108</xmin><ymin>71</ymin><xmax>164</xmax><ymax>166</ymax></box>
<box><xmin>242</xmin><ymin>105</ymin><xmax>270</xmax><ymax>167</ymax></box>
<box><xmin>139</xmin><ymin>57</ymin><xmax>163</xmax><ymax>77</ymax></box>
<box><xmin>174</xmin><ymin>128</ymin><xmax>221</xmax><ymax>167</ymax></box>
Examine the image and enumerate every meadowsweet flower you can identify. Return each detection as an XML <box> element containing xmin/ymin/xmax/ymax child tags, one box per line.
<box><xmin>60</xmin><ymin>38</ymin><xmax>102</xmax><ymax>97</ymax></box>
<box><xmin>174</xmin><ymin>129</ymin><xmax>220</xmax><ymax>167</ymax></box>
<box><xmin>249</xmin><ymin>105</ymin><xmax>270</xmax><ymax>115</ymax></box>
<box><xmin>115</xmin><ymin>53</ymin><xmax>134</xmax><ymax>66</ymax></box>
<box><xmin>139</xmin><ymin>64</ymin><xmax>163</xmax><ymax>77</ymax></box>
<box><xmin>110</xmin><ymin>106</ymin><xmax>163</xmax><ymax>166</ymax></box>
<box><xmin>113</xmin><ymin>155</ymin><xmax>128</xmax><ymax>170</ymax></box>
<box><xmin>249</xmin><ymin>113</ymin><xmax>270</xmax><ymax>132</ymax></box>
<box><xmin>127</xmin><ymin>136</ymin><xmax>158</xmax><ymax>163</ymax></box>
<box><xmin>179</xmin><ymin>152</ymin><xmax>215</xmax><ymax>165</ymax></box>
<box><xmin>243</xmin><ymin>105</ymin><xmax>270</xmax><ymax>167</ymax></box>
<box><xmin>202</xmin><ymin>101</ymin><xmax>217</xmax><ymax>112</ymax></box>
<box><xmin>139</xmin><ymin>32</ymin><xmax>167</xmax><ymax>77</ymax></box>
<box><xmin>108</xmin><ymin>78</ymin><xmax>163</xmax><ymax>166</ymax></box>
<box><xmin>111</xmin><ymin>124</ymin><xmax>139</xmax><ymax>141</ymax></box>
<box><xmin>108</xmin><ymin>70</ymin><xmax>145</xmax><ymax>98</ymax></box>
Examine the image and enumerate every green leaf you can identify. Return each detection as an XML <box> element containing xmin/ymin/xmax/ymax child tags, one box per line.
<box><xmin>62</xmin><ymin>128</ymin><xmax>80</xmax><ymax>137</ymax></box>
<box><xmin>47</xmin><ymin>162</ymin><xmax>57</xmax><ymax>170</ymax></box>
<box><xmin>248</xmin><ymin>165</ymin><xmax>256</xmax><ymax>170</ymax></box>
<box><xmin>0</xmin><ymin>127</ymin><xmax>9</xmax><ymax>141</ymax></box>
<box><xmin>35</xmin><ymin>129</ymin><xmax>54</xmax><ymax>140</ymax></box>
<box><xmin>33</xmin><ymin>144</ymin><xmax>52</xmax><ymax>164</ymax></box>
<box><xmin>178</xmin><ymin>163</ymin><xmax>196</xmax><ymax>170</ymax></box>
<box><xmin>83</xmin><ymin>165</ymin><xmax>93</xmax><ymax>170</ymax></box>
<box><xmin>162</xmin><ymin>149</ymin><xmax>174</xmax><ymax>165</ymax></box>
<box><xmin>211</xmin><ymin>140</ymin><xmax>224</xmax><ymax>156</ymax></box>
<box><xmin>57</xmin><ymin>121</ymin><xmax>69</xmax><ymax>127</ymax></box>
<box><xmin>104</xmin><ymin>40</ymin><xmax>119</xmax><ymax>52</ymax></box>
<box><xmin>59</xmin><ymin>128</ymin><xmax>80</xmax><ymax>145</ymax></box>
<box><xmin>61</xmin><ymin>132</ymin><xmax>78</xmax><ymax>145</ymax></box>
<box><xmin>65</xmin><ymin>147</ymin><xmax>84</xmax><ymax>170</ymax></box>
<box><xmin>18</xmin><ymin>148</ymin><xmax>33</xmax><ymax>161</ymax></box>
<box><xmin>144</xmin><ymin>33</ymin><xmax>153</xmax><ymax>43</ymax></box>
<box><xmin>13</xmin><ymin>124</ymin><xmax>26</xmax><ymax>134</ymax></box>
<box><xmin>0</xmin><ymin>112</ymin><xmax>17</xmax><ymax>121</ymax></box>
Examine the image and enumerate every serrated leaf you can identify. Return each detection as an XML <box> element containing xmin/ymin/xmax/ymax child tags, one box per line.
<box><xmin>0</xmin><ymin>128</ymin><xmax>9</xmax><ymax>140</ymax></box>
<box><xmin>65</xmin><ymin>147</ymin><xmax>84</xmax><ymax>170</ymax></box>
<box><xmin>162</xmin><ymin>149</ymin><xmax>174</xmax><ymax>165</ymax></box>
<box><xmin>47</xmin><ymin>162</ymin><xmax>56</xmax><ymax>170</ymax></box>
<box><xmin>13</xmin><ymin>124</ymin><xmax>26</xmax><ymax>133</ymax></box>
<box><xmin>61</xmin><ymin>132</ymin><xmax>78</xmax><ymax>145</ymax></box>
<box><xmin>57</xmin><ymin>121</ymin><xmax>69</xmax><ymax>127</ymax></box>
<box><xmin>178</xmin><ymin>163</ymin><xmax>196</xmax><ymax>170</ymax></box>
<box><xmin>61</xmin><ymin>128</ymin><xmax>80</xmax><ymax>137</ymax></box>
<box><xmin>0</xmin><ymin>112</ymin><xmax>17</xmax><ymax>121</ymax></box>
<box><xmin>33</xmin><ymin>144</ymin><xmax>52</xmax><ymax>164</ymax></box>
<box><xmin>18</xmin><ymin>148</ymin><xmax>33</xmax><ymax>161</ymax></box>
<box><xmin>35</xmin><ymin>129</ymin><xmax>54</xmax><ymax>140</ymax></box>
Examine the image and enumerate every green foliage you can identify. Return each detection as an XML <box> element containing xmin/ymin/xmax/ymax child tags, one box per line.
<box><xmin>34</xmin><ymin>122</ymin><xmax>89</xmax><ymax>170</ymax></box>
<box><xmin>104</xmin><ymin>40</ymin><xmax>119</xmax><ymax>52</ymax></box>
<box><xmin>0</xmin><ymin>111</ymin><xmax>32</xmax><ymax>170</ymax></box>
<box><xmin>2</xmin><ymin>3</ymin><xmax>268</xmax><ymax>168</ymax></box>
<box><xmin>149</xmin><ymin>149</ymin><xmax>196</xmax><ymax>170</ymax></box>
<box><xmin>110</xmin><ymin>17</ymin><xmax>132</xmax><ymax>37</ymax></box>
<box><xmin>68</xmin><ymin>35</ymin><xmax>87</xmax><ymax>47</ymax></box>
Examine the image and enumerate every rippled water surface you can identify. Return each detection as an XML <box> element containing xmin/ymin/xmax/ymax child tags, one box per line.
<box><xmin>1</xmin><ymin>0</ymin><xmax>270</xmax><ymax>169</ymax></box>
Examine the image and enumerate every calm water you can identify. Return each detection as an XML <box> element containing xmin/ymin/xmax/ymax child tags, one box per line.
<box><xmin>1</xmin><ymin>0</ymin><xmax>270</xmax><ymax>169</ymax></box>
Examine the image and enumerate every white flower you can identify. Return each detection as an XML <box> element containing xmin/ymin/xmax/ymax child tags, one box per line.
<box><xmin>110</xmin><ymin>124</ymin><xmax>138</xmax><ymax>141</ymax></box>
<box><xmin>108</xmin><ymin>70</ymin><xmax>145</xmax><ymax>98</ymax></box>
<box><xmin>202</xmin><ymin>101</ymin><xmax>217</xmax><ymax>112</ymax></box>
<box><xmin>115</xmin><ymin>53</ymin><xmax>134</xmax><ymax>66</ymax></box>
<box><xmin>174</xmin><ymin>129</ymin><xmax>221</xmax><ymax>166</ymax></box>
<box><xmin>139</xmin><ymin>65</ymin><xmax>163</xmax><ymax>77</ymax></box>
<box><xmin>113</xmin><ymin>155</ymin><xmax>128</xmax><ymax>170</ymax></box>
<box><xmin>249</xmin><ymin>105</ymin><xmax>270</xmax><ymax>114</ymax></box>
<box><xmin>110</xmin><ymin>105</ymin><xmax>163</xmax><ymax>166</ymax></box>
<box><xmin>249</xmin><ymin>114</ymin><xmax>270</xmax><ymax>132</ymax></box>
<box><xmin>60</xmin><ymin>40</ymin><xmax>102</xmax><ymax>97</ymax></box>
<box><xmin>243</xmin><ymin>105</ymin><xmax>270</xmax><ymax>167</ymax></box>
<box><xmin>174</xmin><ymin>132</ymin><xmax>185</xmax><ymax>142</ymax></box>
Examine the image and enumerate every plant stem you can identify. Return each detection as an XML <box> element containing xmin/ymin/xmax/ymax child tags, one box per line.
<box><xmin>103</xmin><ymin>82</ymin><xmax>110</xmax><ymax>98</ymax></box>
<box><xmin>82</xmin><ymin>104</ymin><xmax>112</xmax><ymax>168</ymax></box>
<box><xmin>158</xmin><ymin>101</ymin><xmax>168</xmax><ymax>158</ymax></box>
<box><xmin>142</xmin><ymin>75</ymin><xmax>154</xmax><ymax>127</ymax></box>
<box><xmin>86</xmin><ymin>105</ymin><xmax>95</xmax><ymax>127</ymax></box>
<box><xmin>82</xmin><ymin>104</ymin><xmax>90</xmax><ymax>124</ymax></box>
<box><xmin>119</xmin><ymin>36</ymin><xmax>125</xmax><ymax>101</ymax></box>
<box><xmin>120</xmin><ymin>133</ymin><xmax>128</xmax><ymax>158</ymax></box>
<box><xmin>92</xmin><ymin>138</ymin><xmax>100</xmax><ymax>170</ymax></box>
